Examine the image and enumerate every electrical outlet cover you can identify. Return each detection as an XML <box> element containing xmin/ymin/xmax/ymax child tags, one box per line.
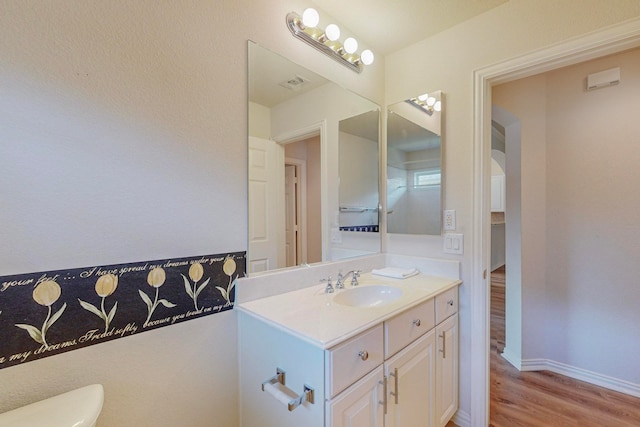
<box><xmin>443</xmin><ymin>210</ymin><xmax>456</xmax><ymax>231</ymax></box>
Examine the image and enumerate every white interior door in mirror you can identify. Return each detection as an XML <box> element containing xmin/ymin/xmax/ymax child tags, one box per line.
<box><xmin>248</xmin><ymin>136</ymin><xmax>285</xmax><ymax>273</ymax></box>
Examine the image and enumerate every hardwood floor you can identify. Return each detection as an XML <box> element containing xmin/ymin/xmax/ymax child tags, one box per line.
<box><xmin>489</xmin><ymin>266</ymin><xmax>640</xmax><ymax>427</ymax></box>
<box><xmin>447</xmin><ymin>266</ymin><xmax>640</xmax><ymax>427</ymax></box>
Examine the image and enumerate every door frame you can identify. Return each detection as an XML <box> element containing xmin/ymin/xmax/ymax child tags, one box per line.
<box><xmin>470</xmin><ymin>18</ymin><xmax>640</xmax><ymax>426</ymax></box>
<box><xmin>285</xmin><ymin>157</ymin><xmax>308</xmax><ymax>266</ymax></box>
<box><xmin>274</xmin><ymin>120</ymin><xmax>328</xmax><ymax>262</ymax></box>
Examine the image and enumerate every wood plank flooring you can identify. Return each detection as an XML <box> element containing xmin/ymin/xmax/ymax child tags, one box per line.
<box><xmin>447</xmin><ymin>266</ymin><xmax>640</xmax><ymax>427</ymax></box>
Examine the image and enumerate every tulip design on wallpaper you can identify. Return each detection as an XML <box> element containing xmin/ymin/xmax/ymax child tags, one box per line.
<box><xmin>181</xmin><ymin>262</ymin><xmax>210</xmax><ymax>311</ymax></box>
<box><xmin>216</xmin><ymin>256</ymin><xmax>237</xmax><ymax>307</ymax></box>
<box><xmin>139</xmin><ymin>267</ymin><xmax>176</xmax><ymax>327</ymax></box>
<box><xmin>15</xmin><ymin>280</ymin><xmax>67</xmax><ymax>348</ymax></box>
<box><xmin>78</xmin><ymin>274</ymin><xmax>119</xmax><ymax>333</ymax></box>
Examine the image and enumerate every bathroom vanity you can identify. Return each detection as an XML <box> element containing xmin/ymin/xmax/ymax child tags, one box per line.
<box><xmin>238</xmin><ymin>272</ymin><xmax>460</xmax><ymax>427</ymax></box>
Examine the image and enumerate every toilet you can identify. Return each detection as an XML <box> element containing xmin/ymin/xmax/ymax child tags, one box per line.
<box><xmin>0</xmin><ymin>384</ymin><xmax>104</xmax><ymax>427</ymax></box>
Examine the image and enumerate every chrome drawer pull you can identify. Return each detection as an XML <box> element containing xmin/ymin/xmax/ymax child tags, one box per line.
<box><xmin>447</xmin><ymin>299</ymin><xmax>454</xmax><ymax>306</ymax></box>
<box><xmin>358</xmin><ymin>350</ymin><xmax>369</xmax><ymax>361</ymax></box>
<box><xmin>378</xmin><ymin>378</ymin><xmax>388</xmax><ymax>414</ymax></box>
<box><xmin>389</xmin><ymin>368</ymin><xmax>399</xmax><ymax>404</ymax></box>
<box><xmin>412</xmin><ymin>319</ymin><xmax>421</xmax><ymax>327</ymax></box>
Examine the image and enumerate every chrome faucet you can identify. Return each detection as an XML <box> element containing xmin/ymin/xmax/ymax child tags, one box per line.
<box><xmin>321</xmin><ymin>276</ymin><xmax>334</xmax><ymax>294</ymax></box>
<box><xmin>336</xmin><ymin>270</ymin><xmax>361</xmax><ymax>289</ymax></box>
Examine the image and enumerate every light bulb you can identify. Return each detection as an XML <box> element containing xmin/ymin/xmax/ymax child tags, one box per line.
<box><xmin>325</xmin><ymin>24</ymin><xmax>340</xmax><ymax>41</ymax></box>
<box><xmin>426</xmin><ymin>96</ymin><xmax>436</xmax><ymax>106</ymax></box>
<box><xmin>434</xmin><ymin>101</ymin><xmax>442</xmax><ymax>112</ymax></box>
<box><xmin>302</xmin><ymin>8</ymin><xmax>319</xmax><ymax>28</ymax></box>
<box><xmin>418</xmin><ymin>93</ymin><xmax>429</xmax><ymax>102</ymax></box>
<box><xmin>344</xmin><ymin>37</ymin><xmax>358</xmax><ymax>54</ymax></box>
<box><xmin>360</xmin><ymin>49</ymin><xmax>374</xmax><ymax>65</ymax></box>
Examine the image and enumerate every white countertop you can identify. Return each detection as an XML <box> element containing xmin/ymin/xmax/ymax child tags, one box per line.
<box><xmin>237</xmin><ymin>272</ymin><xmax>461</xmax><ymax>349</ymax></box>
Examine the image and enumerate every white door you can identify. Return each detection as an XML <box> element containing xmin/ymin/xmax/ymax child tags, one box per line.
<box><xmin>327</xmin><ymin>366</ymin><xmax>384</xmax><ymax>427</ymax></box>
<box><xmin>248</xmin><ymin>136</ymin><xmax>285</xmax><ymax>273</ymax></box>
<box><xmin>385</xmin><ymin>330</ymin><xmax>436</xmax><ymax>427</ymax></box>
<box><xmin>435</xmin><ymin>315</ymin><xmax>458</xmax><ymax>427</ymax></box>
<box><xmin>285</xmin><ymin>164</ymin><xmax>297</xmax><ymax>267</ymax></box>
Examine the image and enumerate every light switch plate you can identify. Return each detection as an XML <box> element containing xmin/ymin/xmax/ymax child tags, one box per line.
<box><xmin>443</xmin><ymin>233</ymin><xmax>463</xmax><ymax>255</ymax></box>
<box><xmin>443</xmin><ymin>210</ymin><xmax>456</xmax><ymax>231</ymax></box>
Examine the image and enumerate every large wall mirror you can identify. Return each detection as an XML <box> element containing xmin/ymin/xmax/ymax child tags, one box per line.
<box><xmin>248</xmin><ymin>41</ymin><xmax>381</xmax><ymax>274</ymax></box>
<box><xmin>387</xmin><ymin>92</ymin><xmax>443</xmax><ymax>235</ymax></box>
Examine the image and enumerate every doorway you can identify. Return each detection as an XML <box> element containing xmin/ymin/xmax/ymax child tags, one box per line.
<box><xmin>284</xmin><ymin>156</ymin><xmax>311</xmax><ymax>267</ymax></box>
<box><xmin>472</xmin><ymin>19</ymin><xmax>640</xmax><ymax>426</ymax></box>
<box><xmin>283</xmin><ymin>136</ymin><xmax>322</xmax><ymax>266</ymax></box>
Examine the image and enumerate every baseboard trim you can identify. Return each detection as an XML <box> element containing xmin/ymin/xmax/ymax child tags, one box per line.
<box><xmin>490</xmin><ymin>262</ymin><xmax>505</xmax><ymax>273</ymax></box>
<box><xmin>500</xmin><ymin>348</ymin><xmax>521</xmax><ymax>370</ymax></box>
<box><xmin>452</xmin><ymin>408</ymin><xmax>471</xmax><ymax>427</ymax></box>
<box><xmin>520</xmin><ymin>358</ymin><xmax>640</xmax><ymax>398</ymax></box>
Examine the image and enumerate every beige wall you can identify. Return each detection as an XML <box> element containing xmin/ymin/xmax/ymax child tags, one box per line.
<box><xmin>0</xmin><ymin>1</ymin><xmax>382</xmax><ymax>426</ymax></box>
<box><xmin>545</xmin><ymin>48</ymin><xmax>639</xmax><ymax>381</ymax></box>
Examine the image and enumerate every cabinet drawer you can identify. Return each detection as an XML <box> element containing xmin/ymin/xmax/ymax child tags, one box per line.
<box><xmin>435</xmin><ymin>287</ymin><xmax>458</xmax><ymax>324</ymax></box>
<box><xmin>326</xmin><ymin>325</ymin><xmax>383</xmax><ymax>398</ymax></box>
<box><xmin>384</xmin><ymin>298</ymin><xmax>435</xmax><ymax>359</ymax></box>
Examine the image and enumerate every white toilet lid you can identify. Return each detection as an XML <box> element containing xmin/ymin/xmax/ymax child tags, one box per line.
<box><xmin>0</xmin><ymin>384</ymin><xmax>104</xmax><ymax>427</ymax></box>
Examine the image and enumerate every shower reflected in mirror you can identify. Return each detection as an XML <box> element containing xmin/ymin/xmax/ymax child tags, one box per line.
<box><xmin>386</xmin><ymin>91</ymin><xmax>443</xmax><ymax>235</ymax></box>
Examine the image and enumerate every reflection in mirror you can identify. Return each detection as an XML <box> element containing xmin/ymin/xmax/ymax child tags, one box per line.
<box><xmin>247</xmin><ymin>41</ymin><xmax>381</xmax><ymax>274</ymax></box>
<box><xmin>335</xmin><ymin>110</ymin><xmax>380</xmax><ymax>260</ymax></box>
<box><xmin>386</xmin><ymin>91</ymin><xmax>443</xmax><ymax>235</ymax></box>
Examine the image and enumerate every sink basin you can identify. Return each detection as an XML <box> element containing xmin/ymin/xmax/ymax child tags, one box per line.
<box><xmin>333</xmin><ymin>285</ymin><xmax>403</xmax><ymax>308</ymax></box>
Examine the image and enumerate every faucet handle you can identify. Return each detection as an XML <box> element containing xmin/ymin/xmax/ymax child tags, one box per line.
<box><xmin>321</xmin><ymin>276</ymin><xmax>334</xmax><ymax>293</ymax></box>
<box><xmin>351</xmin><ymin>270</ymin><xmax>361</xmax><ymax>287</ymax></box>
<box><xmin>336</xmin><ymin>271</ymin><xmax>345</xmax><ymax>289</ymax></box>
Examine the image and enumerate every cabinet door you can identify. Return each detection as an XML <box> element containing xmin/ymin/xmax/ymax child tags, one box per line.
<box><xmin>435</xmin><ymin>315</ymin><xmax>458</xmax><ymax>427</ymax></box>
<box><xmin>327</xmin><ymin>366</ymin><xmax>384</xmax><ymax>427</ymax></box>
<box><xmin>491</xmin><ymin>175</ymin><xmax>506</xmax><ymax>212</ymax></box>
<box><xmin>385</xmin><ymin>329</ymin><xmax>436</xmax><ymax>427</ymax></box>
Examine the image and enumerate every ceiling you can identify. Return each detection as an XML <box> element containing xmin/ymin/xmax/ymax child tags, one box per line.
<box><xmin>312</xmin><ymin>0</ymin><xmax>508</xmax><ymax>55</ymax></box>
<box><xmin>249</xmin><ymin>42</ymin><xmax>329</xmax><ymax>108</ymax></box>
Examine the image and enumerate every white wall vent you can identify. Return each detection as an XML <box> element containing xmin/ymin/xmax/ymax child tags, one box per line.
<box><xmin>586</xmin><ymin>67</ymin><xmax>620</xmax><ymax>91</ymax></box>
<box><xmin>279</xmin><ymin>75</ymin><xmax>310</xmax><ymax>91</ymax></box>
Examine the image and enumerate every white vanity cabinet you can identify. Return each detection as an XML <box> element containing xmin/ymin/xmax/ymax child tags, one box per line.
<box><xmin>435</xmin><ymin>315</ymin><xmax>458</xmax><ymax>426</ymax></box>
<box><xmin>326</xmin><ymin>366</ymin><xmax>385</xmax><ymax>427</ymax></box>
<box><xmin>384</xmin><ymin>329</ymin><xmax>436</xmax><ymax>427</ymax></box>
<box><xmin>238</xmin><ymin>279</ymin><xmax>459</xmax><ymax>427</ymax></box>
<box><xmin>435</xmin><ymin>288</ymin><xmax>459</xmax><ymax>427</ymax></box>
<box><xmin>382</xmin><ymin>287</ymin><xmax>458</xmax><ymax>427</ymax></box>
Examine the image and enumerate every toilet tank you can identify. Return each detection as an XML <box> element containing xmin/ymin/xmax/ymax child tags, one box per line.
<box><xmin>0</xmin><ymin>384</ymin><xmax>104</xmax><ymax>427</ymax></box>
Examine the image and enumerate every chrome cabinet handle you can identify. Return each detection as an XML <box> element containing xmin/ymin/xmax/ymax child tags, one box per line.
<box><xmin>389</xmin><ymin>368</ymin><xmax>399</xmax><ymax>404</ymax></box>
<box><xmin>439</xmin><ymin>332</ymin><xmax>446</xmax><ymax>359</ymax></box>
<box><xmin>358</xmin><ymin>351</ymin><xmax>369</xmax><ymax>361</ymax></box>
<box><xmin>412</xmin><ymin>319</ymin><xmax>421</xmax><ymax>327</ymax></box>
<box><xmin>447</xmin><ymin>299</ymin><xmax>454</xmax><ymax>306</ymax></box>
<box><xmin>378</xmin><ymin>377</ymin><xmax>387</xmax><ymax>414</ymax></box>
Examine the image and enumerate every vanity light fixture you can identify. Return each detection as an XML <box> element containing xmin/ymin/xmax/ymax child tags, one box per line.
<box><xmin>286</xmin><ymin>8</ymin><xmax>374</xmax><ymax>73</ymax></box>
<box><xmin>408</xmin><ymin>93</ymin><xmax>442</xmax><ymax>115</ymax></box>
